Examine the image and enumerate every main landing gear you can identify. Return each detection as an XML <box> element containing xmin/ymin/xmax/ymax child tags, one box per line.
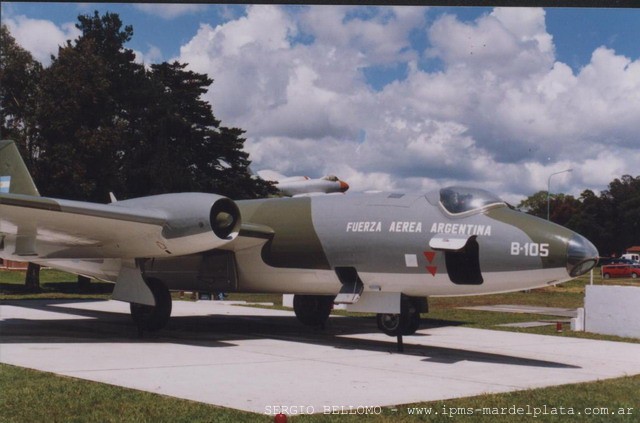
<box><xmin>130</xmin><ymin>278</ymin><xmax>172</xmax><ymax>332</ymax></box>
<box><xmin>293</xmin><ymin>293</ymin><xmax>426</xmax><ymax>340</ymax></box>
<box><xmin>293</xmin><ymin>295</ymin><xmax>334</xmax><ymax>329</ymax></box>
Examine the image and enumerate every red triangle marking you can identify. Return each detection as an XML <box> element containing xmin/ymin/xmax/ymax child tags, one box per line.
<box><xmin>423</xmin><ymin>251</ymin><xmax>436</xmax><ymax>263</ymax></box>
<box><xmin>426</xmin><ymin>266</ymin><xmax>437</xmax><ymax>276</ymax></box>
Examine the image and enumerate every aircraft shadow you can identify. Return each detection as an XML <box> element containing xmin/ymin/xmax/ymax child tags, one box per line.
<box><xmin>0</xmin><ymin>299</ymin><xmax>580</xmax><ymax>369</ymax></box>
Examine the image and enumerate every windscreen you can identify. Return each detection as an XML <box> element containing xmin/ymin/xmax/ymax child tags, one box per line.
<box><xmin>439</xmin><ymin>186</ymin><xmax>505</xmax><ymax>214</ymax></box>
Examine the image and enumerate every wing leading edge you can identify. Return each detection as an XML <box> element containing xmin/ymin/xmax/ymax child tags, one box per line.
<box><xmin>0</xmin><ymin>191</ymin><xmax>245</xmax><ymax>260</ymax></box>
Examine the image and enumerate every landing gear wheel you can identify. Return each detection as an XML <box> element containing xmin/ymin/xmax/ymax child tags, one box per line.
<box><xmin>405</xmin><ymin>305</ymin><xmax>421</xmax><ymax>334</ymax></box>
<box><xmin>293</xmin><ymin>295</ymin><xmax>334</xmax><ymax>327</ymax></box>
<box><xmin>377</xmin><ymin>298</ymin><xmax>421</xmax><ymax>336</ymax></box>
<box><xmin>376</xmin><ymin>313</ymin><xmax>403</xmax><ymax>336</ymax></box>
<box><xmin>130</xmin><ymin>278</ymin><xmax>172</xmax><ymax>331</ymax></box>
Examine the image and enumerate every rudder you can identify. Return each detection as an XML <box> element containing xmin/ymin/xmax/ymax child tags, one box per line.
<box><xmin>0</xmin><ymin>140</ymin><xmax>40</xmax><ymax>196</ymax></box>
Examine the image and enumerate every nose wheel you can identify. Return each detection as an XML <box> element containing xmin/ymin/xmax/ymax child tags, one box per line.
<box><xmin>376</xmin><ymin>298</ymin><xmax>421</xmax><ymax>336</ymax></box>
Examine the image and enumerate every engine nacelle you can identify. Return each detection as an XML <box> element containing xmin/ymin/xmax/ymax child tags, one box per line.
<box><xmin>113</xmin><ymin>192</ymin><xmax>241</xmax><ymax>257</ymax></box>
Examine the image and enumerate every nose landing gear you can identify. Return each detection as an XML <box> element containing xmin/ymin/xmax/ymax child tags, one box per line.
<box><xmin>376</xmin><ymin>297</ymin><xmax>422</xmax><ymax>336</ymax></box>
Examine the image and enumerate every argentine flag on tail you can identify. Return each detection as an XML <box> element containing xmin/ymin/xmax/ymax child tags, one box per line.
<box><xmin>0</xmin><ymin>176</ymin><xmax>10</xmax><ymax>193</ymax></box>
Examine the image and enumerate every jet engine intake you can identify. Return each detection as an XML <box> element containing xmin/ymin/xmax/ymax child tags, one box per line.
<box><xmin>113</xmin><ymin>193</ymin><xmax>241</xmax><ymax>257</ymax></box>
<box><xmin>159</xmin><ymin>194</ymin><xmax>241</xmax><ymax>256</ymax></box>
<box><xmin>210</xmin><ymin>198</ymin><xmax>240</xmax><ymax>240</ymax></box>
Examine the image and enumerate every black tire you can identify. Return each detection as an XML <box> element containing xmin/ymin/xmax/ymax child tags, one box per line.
<box><xmin>405</xmin><ymin>306</ymin><xmax>421</xmax><ymax>335</ymax></box>
<box><xmin>130</xmin><ymin>278</ymin><xmax>172</xmax><ymax>331</ymax></box>
<box><xmin>376</xmin><ymin>298</ymin><xmax>421</xmax><ymax>336</ymax></box>
<box><xmin>376</xmin><ymin>313</ymin><xmax>404</xmax><ymax>336</ymax></box>
<box><xmin>632</xmin><ymin>273</ymin><xmax>638</xmax><ymax>279</ymax></box>
<box><xmin>293</xmin><ymin>295</ymin><xmax>334</xmax><ymax>327</ymax></box>
<box><xmin>603</xmin><ymin>273</ymin><xmax>610</xmax><ymax>279</ymax></box>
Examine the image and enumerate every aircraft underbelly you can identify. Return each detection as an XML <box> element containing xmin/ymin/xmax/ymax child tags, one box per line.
<box><xmin>235</xmin><ymin>237</ymin><xmax>569</xmax><ymax>295</ymax></box>
<box><xmin>357</xmin><ymin>267</ymin><xmax>570</xmax><ymax>296</ymax></box>
<box><xmin>234</xmin><ymin>247</ymin><xmax>341</xmax><ymax>294</ymax></box>
<box><xmin>236</xmin><ymin>266</ymin><xmax>569</xmax><ymax>296</ymax></box>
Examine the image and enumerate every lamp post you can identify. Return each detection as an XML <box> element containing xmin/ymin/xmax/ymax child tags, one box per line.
<box><xmin>547</xmin><ymin>168</ymin><xmax>573</xmax><ymax>220</ymax></box>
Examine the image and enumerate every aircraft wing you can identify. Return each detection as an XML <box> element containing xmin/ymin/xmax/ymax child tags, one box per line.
<box><xmin>0</xmin><ymin>191</ymin><xmax>242</xmax><ymax>260</ymax></box>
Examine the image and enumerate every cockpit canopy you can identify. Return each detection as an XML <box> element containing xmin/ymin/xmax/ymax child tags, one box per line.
<box><xmin>429</xmin><ymin>186</ymin><xmax>506</xmax><ymax>215</ymax></box>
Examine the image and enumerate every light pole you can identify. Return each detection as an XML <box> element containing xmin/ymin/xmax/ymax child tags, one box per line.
<box><xmin>547</xmin><ymin>168</ymin><xmax>573</xmax><ymax>220</ymax></box>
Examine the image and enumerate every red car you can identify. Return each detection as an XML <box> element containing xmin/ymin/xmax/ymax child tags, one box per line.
<box><xmin>601</xmin><ymin>264</ymin><xmax>640</xmax><ymax>279</ymax></box>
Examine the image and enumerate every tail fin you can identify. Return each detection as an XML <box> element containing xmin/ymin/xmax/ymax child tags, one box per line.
<box><xmin>0</xmin><ymin>140</ymin><xmax>40</xmax><ymax>196</ymax></box>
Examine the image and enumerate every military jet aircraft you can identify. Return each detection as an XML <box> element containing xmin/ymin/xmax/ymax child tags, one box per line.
<box><xmin>0</xmin><ymin>140</ymin><xmax>598</xmax><ymax>336</ymax></box>
<box><xmin>256</xmin><ymin>169</ymin><xmax>349</xmax><ymax>197</ymax></box>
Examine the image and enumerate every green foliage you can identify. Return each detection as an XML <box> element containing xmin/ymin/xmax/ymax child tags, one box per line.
<box><xmin>1</xmin><ymin>363</ymin><xmax>639</xmax><ymax>423</ymax></box>
<box><xmin>0</xmin><ymin>364</ymin><xmax>265</xmax><ymax>423</ymax></box>
<box><xmin>0</xmin><ymin>25</ymin><xmax>42</xmax><ymax>173</ymax></box>
<box><xmin>120</xmin><ymin>61</ymin><xmax>274</xmax><ymax>199</ymax></box>
<box><xmin>34</xmin><ymin>12</ymin><xmax>148</xmax><ymax>202</ymax></box>
<box><xmin>294</xmin><ymin>376</ymin><xmax>640</xmax><ymax>423</ymax></box>
<box><xmin>517</xmin><ymin>190</ymin><xmax>581</xmax><ymax>226</ymax></box>
<box><xmin>3</xmin><ymin>12</ymin><xmax>274</xmax><ymax>202</ymax></box>
<box><xmin>518</xmin><ymin>176</ymin><xmax>640</xmax><ymax>257</ymax></box>
<box><xmin>0</xmin><ymin>269</ymin><xmax>113</xmax><ymax>299</ymax></box>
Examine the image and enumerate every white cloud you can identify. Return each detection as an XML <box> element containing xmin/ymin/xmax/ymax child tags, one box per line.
<box><xmin>2</xmin><ymin>15</ymin><xmax>81</xmax><ymax>65</ymax></box>
<box><xmin>174</xmin><ymin>5</ymin><xmax>640</xmax><ymax>201</ymax></box>
<box><xmin>133</xmin><ymin>44</ymin><xmax>163</xmax><ymax>65</ymax></box>
<box><xmin>133</xmin><ymin>4</ymin><xmax>207</xmax><ymax>20</ymax></box>
<box><xmin>426</xmin><ymin>8</ymin><xmax>554</xmax><ymax>78</ymax></box>
<box><xmin>7</xmin><ymin>5</ymin><xmax>634</xmax><ymax>202</ymax></box>
<box><xmin>300</xmin><ymin>6</ymin><xmax>425</xmax><ymax>66</ymax></box>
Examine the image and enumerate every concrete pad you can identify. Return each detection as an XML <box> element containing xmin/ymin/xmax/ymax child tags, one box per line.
<box><xmin>497</xmin><ymin>321</ymin><xmax>556</xmax><ymax>328</ymax></box>
<box><xmin>461</xmin><ymin>304</ymin><xmax>578</xmax><ymax>317</ymax></box>
<box><xmin>2</xmin><ymin>299</ymin><xmax>640</xmax><ymax>415</ymax></box>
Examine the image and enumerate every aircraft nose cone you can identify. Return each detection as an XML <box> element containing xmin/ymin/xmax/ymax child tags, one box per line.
<box><xmin>339</xmin><ymin>180</ymin><xmax>349</xmax><ymax>192</ymax></box>
<box><xmin>566</xmin><ymin>234</ymin><xmax>599</xmax><ymax>277</ymax></box>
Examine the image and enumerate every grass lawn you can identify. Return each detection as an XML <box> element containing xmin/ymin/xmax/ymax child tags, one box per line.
<box><xmin>1</xmin><ymin>268</ymin><xmax>639</xmax><ymax>421</ymax></box>
<box><xmin>0</xmin><ymin>364</ymin><xmax>260</xmax><ymax>423</ymax></box>
<box><xmin>1</xmin><ymin>364</ymin><xmax>638</xmax><ymax>423</ymax></box>
<box><xmin>0</xmin><ymin>269</ymin><xmax>112</xmax><ymax>300</ymax></box>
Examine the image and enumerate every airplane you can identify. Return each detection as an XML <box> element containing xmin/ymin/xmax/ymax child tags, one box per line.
<box><xmin>256</xmin><ymin>169</ymin><xmax>349</xmax><ymax>197</ymax></box>
<box><xmin>0</xmin><ymin>140</ymin><xmax>599</xmax><ymax>336</ymax></box>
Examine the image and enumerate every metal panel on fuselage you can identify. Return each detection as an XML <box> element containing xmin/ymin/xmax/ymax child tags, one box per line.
<box><xmin>310</xmin><ymin>192</ymin><xmax>536</xmax><ymax>273</ymax></box>
<box><xmin>234</xmin><ymin>192</ymin><xmax>571</xmax><ymax>296</ymax></box>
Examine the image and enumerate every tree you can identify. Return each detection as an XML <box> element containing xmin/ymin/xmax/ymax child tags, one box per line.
<box><xmin>25</xmin><ymin>263</ymin><xmax>41</xmax><ymax>292</ymax></box>
<box><xmin>565</xmin><ymin>190</ymin><xmax>612</xmax><ymax>256</ymax></box>
<box><xmin>1</xmin><ymin>25</ymin><xmax>44</xmax><ymax>291</ymax></box>
<box><xmin>516</xmin><ymin>191</ymin><xmax>579</xmax><ymax>226</ymax></box>
<box><xmin>0</xmin><ymin>25</ymin><xmax>42</xmax><ymax>154</ymax></box>
<box><xmin>121</xmin><ymin>61</ymin><xmax>274</xmax><ymax>199</ymax></box>
<box><xmin>35</xmin><ymin>12</ymin><xmax>143</xmax><ymax>201</ymax></box>
<box><xmin>519</xmin><ymin>175</ymin><xmax>640</xmax><ymax>257</ymax></box>
<box><xmin>35</xmin><ymin>12</ymin><xmax>274</xmax><ymax>201</ymax></box>
<box><xmin>600</xmin><ymin>175</ymin><xmax>640</xmax><ymax>255</ymax></box>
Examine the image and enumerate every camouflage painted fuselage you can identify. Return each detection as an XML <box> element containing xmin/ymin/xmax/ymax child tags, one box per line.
<box><xmin>233</xmin><ymin>190</ymin><xmax>596</xmax><ymax>297</ymax></box>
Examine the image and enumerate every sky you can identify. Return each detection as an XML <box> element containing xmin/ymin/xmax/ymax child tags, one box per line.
<box><xmin>2</xmin><ymin>3</ymin><xmax>639</xmax><ymax>204</ymax></box>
